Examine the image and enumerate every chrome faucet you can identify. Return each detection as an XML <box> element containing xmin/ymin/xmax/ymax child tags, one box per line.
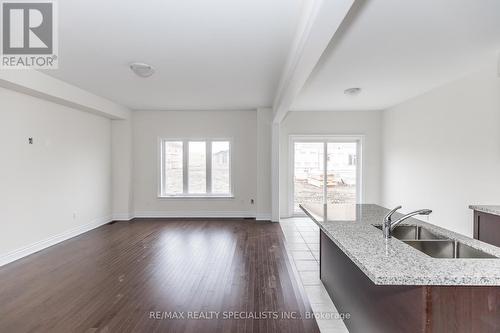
<box><xmin>383</xmin><ymin>206</ymin><xmax>432</xmax><ymax>239</ymax></box>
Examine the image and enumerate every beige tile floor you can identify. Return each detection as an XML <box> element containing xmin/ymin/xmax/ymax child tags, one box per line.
<box><xmin>280</xmin><ymin>217</ymin><xmax>349</xmax><ymax>333</ymax></box>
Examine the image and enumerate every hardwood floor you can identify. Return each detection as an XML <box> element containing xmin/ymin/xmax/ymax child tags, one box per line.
<box><xmin>0</xmin><ymin>219</ymin><xmax>319</xmax><ymax>333</ymax></box>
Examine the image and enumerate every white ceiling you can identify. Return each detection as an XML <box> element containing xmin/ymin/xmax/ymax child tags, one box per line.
<box><xmin>44</xmin><ymin>0</ymin><xmax>304</xmax><ymax>110</ymax></box>
<box><xmin>291</xmin><ymin>0</ymin><xmax>500</xmax><ymax>111</ymax></box>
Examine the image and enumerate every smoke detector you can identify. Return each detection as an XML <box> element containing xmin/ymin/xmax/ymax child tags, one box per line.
<box><xmin>130</xmin><ymin>62</ymin><xmax>155</xmax><ymax>78</ymax></box>
<box><xmin>344</xmin><ymin>87</ymin><xmax>362</xmax><ymax>96</ymax></box>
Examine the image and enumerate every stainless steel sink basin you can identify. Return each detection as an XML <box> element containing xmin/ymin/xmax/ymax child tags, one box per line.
<box><xmin>373</xmin><ymin>225</ymin><xmax>446</xmax><ymax>240</ymax></box>
<box><xmin>403</xmin><ymin>240</ymin><xmax>497</xmax><ymax>259</ymax></box>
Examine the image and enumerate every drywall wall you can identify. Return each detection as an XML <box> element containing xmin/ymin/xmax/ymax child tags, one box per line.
<box><xmin>279</xmin><ymin>110</ymin><xmax>382</xmax><ymax>217</ymax></box>
<box><xmin>381</xmin><ymin>66</ymin><xmax>500</xmax><ymax>236</ymax></box>
<box><xmin>0</xmin><ymin>87</ymin><xmax>112</xmax><ymax>264</ymax></box>
<box><xmin>111</xmin><ymin>119</ymin><xmax>134</xmax><ymax>220</ymax></box>
<box><xmin>256</xmin><ymin>108</ymin><xmax>273</xmax><ymax>220</ymax></box>
<box><xmin>132</xmin><ymin>110</ymin><xmax>258</xmax><ymax>217</ymax></box>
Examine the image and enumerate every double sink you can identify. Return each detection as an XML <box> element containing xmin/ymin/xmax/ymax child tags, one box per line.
<box><xmin>373</xmin><ymin>225</ymin><xmax>497</xmax><ymax>259</ymax></box>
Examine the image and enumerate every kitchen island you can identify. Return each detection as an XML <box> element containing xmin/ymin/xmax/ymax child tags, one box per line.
<box><xmin>300</xmin><ymin>203</ymin><xmax>500</xmax><ymax>333</ymax></box>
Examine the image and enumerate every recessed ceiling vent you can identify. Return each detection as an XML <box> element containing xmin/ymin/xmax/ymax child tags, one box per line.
<box><xmin>130</xmin><ymin>62</ymin><xmax>155</xmax><ymax>78</ymax></box>
<box><xmin>344</xmin><ymin>87</ymin><xmax>362</xmax><ymax>96</ymax></box>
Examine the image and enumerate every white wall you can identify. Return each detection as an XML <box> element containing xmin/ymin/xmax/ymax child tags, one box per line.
<box><xmin>111</xmin><ymin>119</ymin><xmax>134</xmax><ymax>220</ymax></box>
<box><xmin>279</xmin><ymin>111</ymin><xmax>382</xmax><ymax>217</ymax></box>
<box><xmin>0</xmin><ymin>87</ymin><xmax>112</xmax><ymax>264</ymax></box>
<box><xmin>132</xmin><ymin>110</ymin><xmax>259</xmax><ymax>217</ymax></box>
<box><xmin>256</xmin><ymin>108</ymin><xmax>273</xmax><ymax>220</ymax></box>
<box><xmin>381</xmin><ymin>66</ymin><xmax>500</xmax><ymax>236</ymax></box>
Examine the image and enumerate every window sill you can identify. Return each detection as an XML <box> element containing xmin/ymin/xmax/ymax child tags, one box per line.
<box><xmin>158</xmin><ymin>194</ymin><xmax>235</xmax><ymax>199</ymax></box>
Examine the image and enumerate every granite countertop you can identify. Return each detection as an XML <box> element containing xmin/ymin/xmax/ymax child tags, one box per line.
<box><xmin>300</xmin><ymin>203</ymin><xmax>500</xmax><ymax>286</ymax></box>
<box><xmin>469</xmin><ymin>205</ymin><xmax>500</xmax><ymax>217</ymax></box>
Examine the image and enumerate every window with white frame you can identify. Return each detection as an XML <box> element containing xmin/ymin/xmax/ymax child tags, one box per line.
<box><xmin>160</xmin><ymin>139</ymin><xmax>232</xmax><ymax>197</ymax></box>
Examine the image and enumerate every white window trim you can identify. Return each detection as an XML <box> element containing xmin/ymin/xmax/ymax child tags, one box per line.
<box><xmin>289</xmin><ymin>134</ymin><xmax>364</xmax><ymax>217</ymax></box>
<box><xmin>158</xmin><ymin>138</ymin><xmax>234</xmax><ymax>198</ymax></box>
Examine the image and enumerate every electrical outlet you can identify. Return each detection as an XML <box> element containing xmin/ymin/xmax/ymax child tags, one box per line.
<box><xmin>28</xmin><ymin>137</ymin><xmax>33</xmax><ymax>144</ymax></box>
<box><xmin>250</xmin><ymin>199</ymin><xmax>255</xmax><ymax>204</ymax></box>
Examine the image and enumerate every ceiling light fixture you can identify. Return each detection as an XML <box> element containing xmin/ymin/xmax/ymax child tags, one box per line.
<box><xmin>344</xmin><ymin>87</ymin><xmax>362</xmax><ymax>96</ymax></box>
<box><xmin>130</xmin><ymin>62</ymin><xmax>155</xmax><ymax>78</ymax></box>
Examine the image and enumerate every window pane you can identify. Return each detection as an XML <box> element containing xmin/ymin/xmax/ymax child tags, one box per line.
<box><xmin>164</xmin><ymin>141</ymin><xmax>183</xmax><ymax>194</ymax></box>
<box><xmin>326</xmin><ymin>142</ymin><xmax>357</xmax><ymax>204</ymax></box>
<box><xmin>293</xmin><ymin>142</ymin><xmax>324</xmax><ymax>213</ymax></box>
<box><xmin>212</xmin><ymin>141</ymin><xmax>230</xmax><ymax>194</ymax></box>
<box><xmin>188</xmin><ymin>141</ymin><xmax>206</xmax><ymax>194</ymax></box>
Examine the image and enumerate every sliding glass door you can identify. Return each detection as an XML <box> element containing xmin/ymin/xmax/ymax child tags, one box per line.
<box><xmin>326</xmin><ymin>142</ymin><xmax>358</xmax><ymax>205</ymax></box>
<box><xmin>293</xmin><ymin>142</ymin><xmax>324</xmax><ymax>213</ymax></box>
<box><xmin>292</xmin><ymin>137</ymin><xmax>360</xmax><ymax>215</ymax></box>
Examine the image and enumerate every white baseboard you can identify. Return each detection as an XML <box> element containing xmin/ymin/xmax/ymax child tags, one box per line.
<box><xmin>256</xmin><ymin>213</ymin><xmax>272</xmax><ymax>221</ymax></box>
<box><xmin>0</xmin><ymin>215</ymin><xmax>112</xmax><ymax>267</ymax></box>
<box><xmin>133</xmin><ymin>211</ymin><xmax>256</xmax><ymax>219</ymax></box>
<box><xmin>112</xmin><ymin>213</ymin><xmax>134</xmax><ymax>221</ymax></box>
